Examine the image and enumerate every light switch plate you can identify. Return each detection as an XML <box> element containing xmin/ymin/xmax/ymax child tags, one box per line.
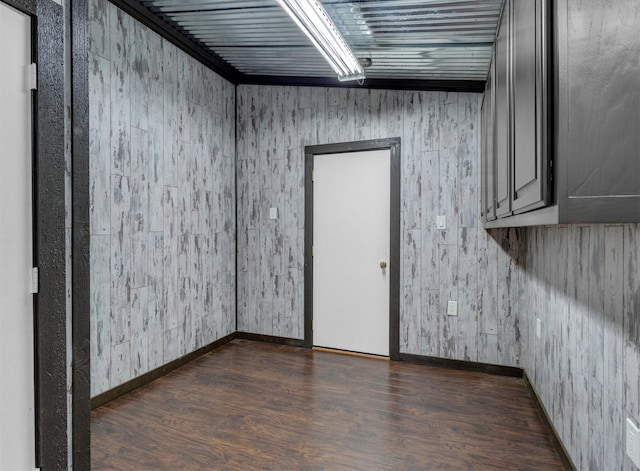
<box><xmin>447</xmin><ymin>301</ymin><xmax>457</xmax><ymax>316</ymax></box>
<box><xmin>536</xmin><ymin>318</ymin><xmax>541</xmax><ymax>339</ymax></box>
<box><xmin>627</xmin><ymin>417</ymin><xmax>640</xmax><ymax>468</ymax></box>
<box><xmin>269</xmin><ymin>207</ymin><xmax>278</xmax><ymax>220</ymax></box>
<box><xmin>436</xmin><ymin>215</ymin><xmax>446</xmax><ymax>230</ymax></box>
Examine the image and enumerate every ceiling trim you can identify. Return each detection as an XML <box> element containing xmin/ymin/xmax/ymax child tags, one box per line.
<box><xmin>108</xmin><ymin>0</ymin><xmax>242</xmax><ymax>84</ymax></box>
<box><xmin>238</xmin><ymin>74</ymin><xmax>486</xmax><ymax>93</ymax></box>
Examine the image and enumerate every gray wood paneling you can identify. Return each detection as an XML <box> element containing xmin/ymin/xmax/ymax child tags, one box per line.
<box><xmin>90</xmin><ymin>235</ymin><xmax>111</xmax><ymax>395</ymax></box>
<box><xmin>624</xmin><ymin>225</ymin><xmax>640</xmax><ymax>456</ymax></box>
<box><xmin>89</xmin><ymin>0</ymin><xmax>236</xmax><ymax>396</ymax></box>
<box><xmin>496</xmin><ymin>227</ymin><xmax>521</xmax><ymax>366</ymax></box>
<box><xmin>89</xmin><ymin>53</ymin><xmax>110</xmax><ymax>235</ymax></box>
<box><xmin>458</xmin><ymin>227</ymin><xmax>478</xmax><ymax>361</ymax></box>
<box><xmin>236</xmin><ymin>86</ymin><xmax>522</xmax><ymax>366</ymax></box>
<box><xmin>519</xmin><ymin>223</ymin><xmax>640</xmax><ymax>471</ymax></box>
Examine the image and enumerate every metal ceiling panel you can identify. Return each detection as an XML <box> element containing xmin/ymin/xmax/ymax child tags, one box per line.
<box><xmin>139</xmin><ymin>0</ymin><xmax>503</xmax><ymax>82</ymax></box>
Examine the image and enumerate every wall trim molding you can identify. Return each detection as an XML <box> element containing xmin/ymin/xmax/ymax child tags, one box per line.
<box><xmin>35</xmin><ymin>3</ymin><xmax>69</xmax><ymax>467</ymax></box>
<box><xmin>238</xmin><ymin>75</ymin><xmax>486</xmax><ymax>93</ymax></box>
<box><xmin>523</xmin><ymin>370</ymin><xmax>576</xmax><ymax>471</ymax></box>
<box><xmin>235</xmin><ymin>332</ymin><xmax>306</xmax><ymax>347</ymax></box>
<box><xmin>398</xmin><ymin>352</ymin><xmax>524</xmax><ymax>377</ymax></box>
<box><xmin>91</xmin><ymin>333</ymin><xmax>237</xmax><ymax>409</ymax></box>
<box><xmin>71</xmin><ymin>0</ymin><xmax>92</xmax><ymax>467</ymax></box>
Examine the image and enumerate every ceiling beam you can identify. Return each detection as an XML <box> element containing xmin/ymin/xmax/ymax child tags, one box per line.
<box><xmin>238</xmin><ymin>75</ymin><xmax>485</xmax><ymax>93</ymax></box>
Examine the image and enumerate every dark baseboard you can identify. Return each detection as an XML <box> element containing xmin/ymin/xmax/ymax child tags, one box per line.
<box><xmin>91</xmin><ymin>333</ymin><xmax>237</xmax><ymax>409</ymax></box>
<box><xmin>523</xmin><ymin>371</ymin><xmax>576</xmax><ymax>471</ymax></box>
<box><xmin>235</xmin><ymin>331</ymin><xmax>306</xmax><ymax>347</ymax></box>
<box><xmin>398</xmin><ymin>352</ymin><xmax>524</xmax><ymax>378</ymax></box>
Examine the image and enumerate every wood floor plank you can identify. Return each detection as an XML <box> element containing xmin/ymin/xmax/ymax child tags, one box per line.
<box><xmin>92</xmin><ymin>340</ymin><xmax>565</xmax><ymax>470</ymax></box>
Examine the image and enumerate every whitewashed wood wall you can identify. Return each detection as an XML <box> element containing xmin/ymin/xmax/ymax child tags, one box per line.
<box><xmin>236</xmin><ymin>85</ymin><xmax>524</xmax><ymax>365</ymax></box>
<box><xmin>520</xmin><ymin>224</ymin><xmax>640</xmax><ymax>471</ymax></box>
<box><xmin>88</xmin><ymin>0</ymin><xmax>236</xmax><ymax>396</ymax></box>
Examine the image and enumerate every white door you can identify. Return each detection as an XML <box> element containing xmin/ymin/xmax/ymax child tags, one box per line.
<box><xmin>0</xmin><ymin>4</ymin><xmax>37</xmax><ymax>470</ymax></box>
<box><xmin>313</xmin><ymin>149</ymin><xmax>390</xmax><ymax>356</ymax></box>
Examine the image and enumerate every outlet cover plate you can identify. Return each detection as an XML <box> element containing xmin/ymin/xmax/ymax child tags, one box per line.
<box><xmin>627</xmin><ymin>417</ymin><xmax>640</xmax><ymax>468</ymax></box>
<box><xmin>447</xmin><ymin>301</ymin><xmax>457</xmax><ymax>316</ymax></box>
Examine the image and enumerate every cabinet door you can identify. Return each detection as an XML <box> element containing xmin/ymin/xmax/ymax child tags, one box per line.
<box><xmin>494</xmin><ymin>0</ymin><xmax>511</xmax><ymax>217</ymax></box>
<box><xmin>482</xmin><ymin>56</ymin><xmax>496</xmax><ymax>221</ymax></box>
<box><xmin>511</xmin><ymin>0</ymin><xmax>549</xmax><ymax>213</ymax></box>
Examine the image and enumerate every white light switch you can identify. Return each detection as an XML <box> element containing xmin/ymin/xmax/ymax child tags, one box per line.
<box><xmin>627</xmin><ymin>417</ymin><xmax>640</xmax><ymax>468</ymax></box>
<box><xmin>436</xmin><ymin>215</ymin><xmax>446</xmax><ymax>230</ymax></box>
<box><xmin>536</xmin><ymin>318</ymin><xmax>541</xmax><ymax>339</ymax></box>
<box><xmin>269</xmin><ymin>207</ymin><xmax>278</xmax><ymax>220</ymax></box>
<box><xmin>447</xmin><ymin>301</ymin><xmax>457</xmax><ymax>316</ymax></box>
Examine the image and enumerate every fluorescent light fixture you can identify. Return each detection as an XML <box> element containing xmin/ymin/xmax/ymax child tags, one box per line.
<box><xmin>276</xmin><ymin>0</ymin><xmax>365</xmax><ymax>82</ymax></box>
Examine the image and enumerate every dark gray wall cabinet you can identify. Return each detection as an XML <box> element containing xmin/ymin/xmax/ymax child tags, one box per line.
<box><xmin>557</xmin><ymin>0</ymin><xmax>640</xmax><ymax>223</ymax></box>
<box><xmin>494</xmin><ymin>0</ymin><xmax>512</xmax><ymax>218</ymax></box>
<box><xmin>483</xmin><ymin>0</ymin><xmax>551</xmax><ymax>225</ymax></box>
<box><xmin>511</xmin><ymin>0</ymin><xmax>549</xmax><ymax>214</ymax></box>
<box><xmin>484</xmin><ymin>0</ymin><xmax>640</xmax><ymax>227</ymax></box>
<box><xmin>481</xmin><ymin>58</ymin><xmax>495</xmax><ymax>221</ymax></box>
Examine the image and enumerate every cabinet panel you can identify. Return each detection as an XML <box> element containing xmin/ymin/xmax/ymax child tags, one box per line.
<box><xmin>511</xmin><ymin>0</ymin><xmax>548</xmax><ymax>213</ymax></box>
<box><xmin>494</xmin><ymin>1</ymin><xmax>511</xmax><ymax>217</ymax></box>
<box><xmin>482</xmin><ymin>57</ymin><xmax>496</xmax><ymax>221</ymax></box>
<box><xmin>566</xmin><ymin>0</ymin><xmax>640</xmax><ymax>200</ymax></box>
<box><xmin>512</xmin><ymin>0</ymin><xmax>536</xmax><ymax>191</ymax></box>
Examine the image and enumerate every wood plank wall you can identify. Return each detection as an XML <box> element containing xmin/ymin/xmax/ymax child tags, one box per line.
<box><xmin>236</xmin><ymin>85</ymin><xmax>525</xmax><ymax>366</ymax></box>
<box><xmin>520</xmin><ymin>224</ymin><xmax>640</xmax><ymax>470</ymax></box>
<box><xmin>88</xmin><ymin>0</ymin><xmax>236</xmax><ymax>396</ymax></box>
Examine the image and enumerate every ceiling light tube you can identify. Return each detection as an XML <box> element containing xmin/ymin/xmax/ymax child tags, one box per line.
<box><xmin>276</xmin><ymin>0</ymin><xmax>365</xmax><ymax>82</ymax></box>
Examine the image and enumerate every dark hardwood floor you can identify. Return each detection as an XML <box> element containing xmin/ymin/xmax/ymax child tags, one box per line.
<box><xmin>92</xmin><ymin>339</ymin><xmax>565</xmax><ymax>470</ymax></box>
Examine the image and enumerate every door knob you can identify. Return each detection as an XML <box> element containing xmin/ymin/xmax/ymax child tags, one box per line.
<box><xmin>380</xmin><ymin>261</ymin><xmax>387</xmax><ymax>269</ymax></box>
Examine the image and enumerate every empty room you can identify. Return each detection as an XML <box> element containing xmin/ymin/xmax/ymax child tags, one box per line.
<box><xmin>1</xmin><ymin>0</ymin><xmax>639</xmax><ymax>470</ymax></box>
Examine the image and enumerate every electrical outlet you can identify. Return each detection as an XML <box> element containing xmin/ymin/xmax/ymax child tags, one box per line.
<box><xmin>447</xmin><ymin>301</ymin><xmax>457</xmax><ymax>316</ymax></box>
<box><xmin>269</xmin><ymin>207</ymin><xmax>278</xmax><ymax>220</ymax></box>
<box><xmin>536</xmin><ymin>318</ymin><xmax>541</xmax><ymax>339</ymax></box>
<box><xmin>627</xmin><ymin>417</ymin><xmax>640</xmax><ymax>468</ymax></box>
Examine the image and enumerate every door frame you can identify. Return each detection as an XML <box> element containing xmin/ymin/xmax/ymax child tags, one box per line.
<box><xmin>304</xmin><ymin>138</ymin><xmax>401</xmax><ymax>360</ymax></box>
<box><xmin>1</xmin><ymin>0</ymin><xmax>71</xmax><ymax>468</ymax></box>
